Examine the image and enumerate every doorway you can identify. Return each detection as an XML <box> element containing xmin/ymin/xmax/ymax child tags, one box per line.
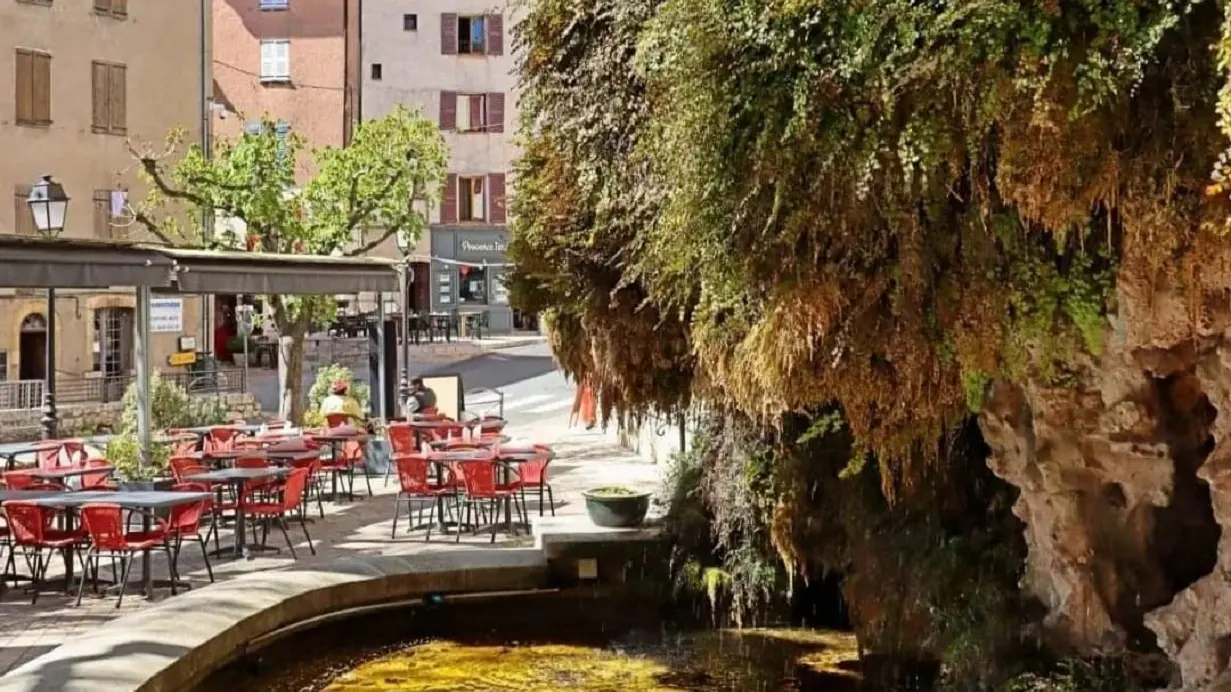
<box><xmin>18</xmin><ymin>313</ymin><xmax>47</xmax><ymax>381</ymax></box>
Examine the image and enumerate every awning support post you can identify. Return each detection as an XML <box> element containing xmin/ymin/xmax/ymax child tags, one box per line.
<box><xmin>134</xmin><ymin>285</ymin><xmax>152</xmax><ymax>469</ymax></box>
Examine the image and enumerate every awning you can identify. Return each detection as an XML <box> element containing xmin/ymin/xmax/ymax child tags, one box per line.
<box><xmin>0</xmin><ymin>236</ymin><xmax>174</xmax><ymax>288</ymax></box>
<box><xmin>157</xmin><ymin>247</ymin><xmax>400</xmax><ymax>294</ymax></box>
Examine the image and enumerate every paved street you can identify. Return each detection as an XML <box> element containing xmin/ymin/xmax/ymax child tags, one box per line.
<box><xmin>0</xmin><ymin>343</ymin><xmax>651</xmax><ymax>678</ymax></box>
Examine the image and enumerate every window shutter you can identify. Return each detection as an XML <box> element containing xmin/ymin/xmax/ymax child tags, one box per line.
<box><xmin>91</xmin><ymin>61</ymin><xmax>108</xmax><ymax>131</ymax></box>
<box><xmin>93</xmin><ymin>0</ymin><xmax>109</xmax><ymax>11</ymax></box>
<box><xmin>275</xmin><ymin>120</ymin><xmax>290</xmax><ymax>161</ymax></box>
<box><xmin>93</xmin><ymin>190</ymin><xmax>113</xmax><ymax>239</ymax></box>
<box><xmin>439</xmin><ymin>90</ymin><xmax>456</xmax><ymax>130</ymax></box>
<box><xmin>243</xmin><ymin>121</ymin><xmax>262</xmax><ymax>136</ymax></box>
<box><xmin>487</xmin><ymin>92</ymin><xmax>504</xmax><ymax>134</ymax></box>
<box><xmin>488</xmin><ymin>173</ymin><xmax>507</xmax><ymax>225</ymax></box>
<box><xmin>13</xmin><ymin>185</ymin><xmax>33</xmax><ymax>235</ymax></box>
<box><xmin>441</xmin><ymin>174</ymin><xmax>458</xmax><ymax>224</ymax></box>
<box><xmin>112</xmin><ymin>0</ymin><xmax>127</xmax><ymax>16</ymax></box>
<box><xmin>469</xmin><ymin>94</ymin><xmax>484</xmax><ymax>131</ymax></box>
<box><xmin>15</xmin><ymin>50</ymin><xmax>32</xmax><ymax>124</ymax></box>
<box><xmin>31</xmin><ymin>53</ymin><xmax>50</xmax><ymax>123</ymax></box>
<box><xmin>108</xmin><ymin>63</ymin><xmax>126</xmax><ymax>133</ymax></box>
<box><xmin>441</xmin><ymin>14</ymin><xmax>458</xmax><ymax>55</ymax></box>
<box><xmin>487</xmin><ymin>15</ymin><xmax>504</xmax><ymax>56</ymax></box>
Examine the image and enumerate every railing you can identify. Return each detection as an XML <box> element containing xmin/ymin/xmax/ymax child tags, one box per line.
<box><xmin>0</xmin><ymin>368</ymin><xmax>249</xmax><ymax>412</ymax></box>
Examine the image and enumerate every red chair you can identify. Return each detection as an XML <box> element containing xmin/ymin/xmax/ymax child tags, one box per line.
<box><xmin>3</xmin><ymin>501</ymin><xmax>86</xmax><ymax>604</ymax></box>
<box><xmin>165</xmin><ymin>431</ymin><xmax>199</xmax><ymax>457</ymax></box>
<box><xmin>325</xmin><ymin>413</ymin><xmax>360</xmax><ymax>429</ymax></box>
<box><xmin>386</xmin><ymin>423</ymin><xmax>415</xmax><ymax>455</ymax></box>
<box><xmin>391</xmin><ymin>454</ymin><xmax>457</xmax><ymax>541</ymax></box>
<box><xmin>2</xmin><ymin>473</ymin><xmax>67</xmax><ymax>491</ymax></box>
<box><xmin>510</xmin><ymin>445</ymin><xmax>555</xmax><ymax>517</ymax></box>
<box><xmin>332</xmin><ymin>439</ymin><xmax>371</xmax><ymax>500</ymax></box>
<box><xmin>75</xmin><ymin>503</ymin><xmax>177</xmax><ymax>608</ymax></box>
<box><xmin>452</xmin><ymin>458</ymin><xmax>524</xmax><ymax>544</ymax></box>
<box><xmin>80</xmin><ymin>459</ymin><xmax>118</xmax><ymax>491</ymax></box>
<box><xmin>166</xmin><ymin>485</ymin><xmax>216</xmax><ymax>583</ymax></box>
<box><xmin>203</xmin><ymin>427</ymin><xmax>241</xmax><ymax>453</ymax></box>
<box><xmin>170</xmin><ymin>457</ymin><xmax>208</xmax><ymax>483</ymax></box>
<box><xmin>242</xmin><ymin>468</ymin><xmax>315</xmax><ymax>559</ymax></box>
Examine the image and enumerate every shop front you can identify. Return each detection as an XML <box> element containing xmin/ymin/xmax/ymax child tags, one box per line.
<box><xmin>429</xmin><ymin>227</ymin><xmax>513</xmax><ymax>333</ymax></box>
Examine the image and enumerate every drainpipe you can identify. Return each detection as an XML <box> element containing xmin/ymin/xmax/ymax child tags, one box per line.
<box><xmin>200</xmin><ymin>0</ymin><xmax>214</xmax><ymax>355</ymax></box>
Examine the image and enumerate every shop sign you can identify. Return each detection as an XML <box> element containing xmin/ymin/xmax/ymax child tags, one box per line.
<box><xmin>459</xmin><ymin>239</ymin><xmax>507</xmax><ymax>254</ymax></box>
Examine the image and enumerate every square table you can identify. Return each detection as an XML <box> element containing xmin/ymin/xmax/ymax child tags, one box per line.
<box><xmin>184</xmin><ymin>467</ymin><xmax>292</xmax><ymax>559</ymax></box>
<box><xmin>25</xmin><ymin>490</ymin><xmax>210</xmax><ymax>596</ymax></box>
<box><xmin>0</xmin><ymin>441</ymin><xmax>63</xmax><ymax>472</ymax></box>
<box><xmin>26</xmin><ymin>465</ymin><xmax>115</xmax><ymax>483</ymax></box>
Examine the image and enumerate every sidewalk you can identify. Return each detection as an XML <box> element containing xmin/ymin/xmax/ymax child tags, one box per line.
<box><xmin>0</xmin><ymin>418</ymin><xmax>658</xmax><ymax>677</ymax></box>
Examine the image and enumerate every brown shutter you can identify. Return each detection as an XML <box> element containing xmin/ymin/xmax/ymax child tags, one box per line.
<box><xmin>441</xmin><ymin>14</ymin><xmax>458</xmax><ymax>55</ymax></box>
<box><xmin>15</xmin><ymin>50</ymin><xmax>32</xmax><ymax>124</ymax></box>
<box><xmin>488</xmin><ymin>173</ymin><xmax>507</xmax><ymax>225</ymax></box>
<box><xmin>13</xmin><ymin>185</ymin><xmax>33</xmax><ymax>235</ymax></box>
<box><xmin>94</xmin><ymin>0</ymin><xmax>110</xmax><ymax>11</ymax></box>
<box><xmin>91</xmin><ymin>61</ymin><xmax>109</xmax><ymax>131</ymax></box>
<box><xmin>441</xmin><ymin>174</ymin><xmax>458</xmax><ymax>224</ymax></box>
<box><xmin>112</xmin><ymin>0</ymin><xmax>127</xmax><ymax>16</ymax></box>
<box><xmin>31</xmin><ymin>52</ymin><xmax>50</xmax><ymax>123</ymax></box>
<box><xmin>487</xmin><ymin>92</ymin><xmax>504</xmax><ymax>133</ymax></box>
<box><xmin>108</xmin><ymin>63</ymin><xmax>126</xmax><ymax>133</ymax></box>
<box><xmin>439</xmin><ymin>90</ymin><xmax>456</xmax><ymax>130</ymax></box>
<box><xmin>469</xmin><ymin>94</ymin><xmax>484</xmax><ymax>131</ymax></box>
<box><xmin>487</xmin><ymin>15</ymin><xmax>504</xmax><ymax>56</ymax></box>
<box><xmin>93</xmin><ymin>190</ymin><xmax>111</xmax><ymax>239</ymax></box>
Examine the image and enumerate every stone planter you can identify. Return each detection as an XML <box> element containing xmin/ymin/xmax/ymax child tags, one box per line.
<box><xmin>583</xmin><ymin>489</ymin><xmax>651</xmax><ymax>528</ymax></box>
<box><xmin>116</xmin><ymin>478</ymin><xmax>175</xmax><ymax>492</ymax></box>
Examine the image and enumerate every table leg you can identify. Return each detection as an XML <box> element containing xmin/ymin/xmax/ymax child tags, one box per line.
<box><xmin>141</xmin><ymin>513</ymin><xmax>152</xmax><ymax>594</ymax></box>
<box><xmin>234</xmin><ymin>480</ymin><xmax>247</xmax><ymax>559</ymax></box>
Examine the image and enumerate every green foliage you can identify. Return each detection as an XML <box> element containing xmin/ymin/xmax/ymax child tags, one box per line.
<box><xmin>304</xmin><ymin>364</ymin><xmax>370</xmax><ymax>428</ymax></box>
<box><xmin>106</xmin><ymin>432</ymin><xmax>171</xmax><ymax>482</ymax></box>
<box><xmin>1003</xmin><ymin>658</ymin><xmax>1142</xmax><ymax>692</ymax></box>
<box><xmin>110</xmin><ymin>373</ymin><xmax>227</xmax><ymax>479</ymax></box>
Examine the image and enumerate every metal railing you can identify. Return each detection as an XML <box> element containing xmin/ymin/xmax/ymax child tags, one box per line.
<box><xmin>0</xmin><ymin>368</ymin><xmax>248</xmax><ymax>412</ymax></box>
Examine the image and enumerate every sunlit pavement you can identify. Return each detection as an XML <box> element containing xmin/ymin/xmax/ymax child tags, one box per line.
<box><xmin>0</xmin><ymin>344</ymin><xmax>662</xmax><ymax>676</ymax></box>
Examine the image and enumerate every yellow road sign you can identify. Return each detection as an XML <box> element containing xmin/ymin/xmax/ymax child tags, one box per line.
<box><xmin>167</xmin><ymin>351</ymin><xmax>197</xmax><ymax>367</ymax></box>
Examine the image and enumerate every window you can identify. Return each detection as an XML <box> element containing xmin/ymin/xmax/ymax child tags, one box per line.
<box><xmin>93</xmin><ymin>0</ymin><xmax>127</xmax><ymax>18</ymax></box>
<box><xmin>370</xmin><ymin>63</ymin><xmax>382</xmax><ymax>80</ymax></box>
<box><xmin>457</xmin><ymin>94</ymin><xmax>487</xmax><ymax>133</ymax></box>
<box><xmin>91</xmin><ymin>61</ymin><xmax>127</xmax><ymax>135</ymax></box>
<box><xmin>458</xmin><ymin>16</ymin><xmax>486</xmax><ymax>54</ymax></box>
<box><xmin>259</xmin><ymin>40</ymin><xmax>290</xmax><ymax>82</ymax></box>
<box><xmin>458</xmin><ymin>266</ymin><xmax>489</xmax><ymax>305</ymax></box>
<box><xmin>403</xmin><ymin>13</ymin><xmax>417</xmax><ymax>30</ymax></box>
<box><xmin>259</xmin><ymin>0</ymin><xmax>289</xmax><ymax>10</ymax></box>
<box><xmin>93</xmin><ymin>308</ymin><xmax>133</xmax><ymax>376</ymax></box>
<box><xmin>0</xmin><ymin>351</ymin><xmax>7</xmax><ymax>382</ymax></box>
<box><xmin>14</xmin><ymin>48</ymin><xmax>51</xmax><ymax>126</ymax></box>
<box><xmin>458</xmin><ymin>176</ymin><xmax>485</xmax><ymax>222</ymax></box>
<box><xmin>93</xmin><ymin>189</ymin><xmax>123</xmax><ymax>239</ymax></box>
<box><xmin>12</xmin><ymin>185</ymin><xmax>34</xmax><ymax>235</ymax></box>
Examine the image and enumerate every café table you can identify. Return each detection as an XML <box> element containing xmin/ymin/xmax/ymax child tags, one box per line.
<box><xmin>184</xmin><ymin>467</ymin><xmax>292</xmax><ymax>559</ymax></box>
<box><xmin>187</xmin><ymin>449</ymin><xmax>250</xmax><ymax>468</ymax></box>
<box><xmin>0</xmin><ymin>441</ymin><xmax>63</xmax><ymax>471</ymax></box>
<box><xmin>26</xmin><ymin>465</ymin><xmax>115</xmax><ymax>483</ymax></box>
<box><xmin>25</xmin><ymin>490</ymin><xmax>210</xmax><ymax>596</ymax></box>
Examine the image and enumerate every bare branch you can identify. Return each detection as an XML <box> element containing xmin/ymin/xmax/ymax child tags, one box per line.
<box><xmin>343</xmin><ymin>168</ymin><xmax>408</xmax><ymax>234</ymax></box>
<box><xmin>346</xmin><ymin>226</ymin><xmax>399</xmax><ymax>257</ymax></box>
<box><xmin>131</xmin><ymin>209</ymin><xmax>179</xmax><ymax>246</ymax></box>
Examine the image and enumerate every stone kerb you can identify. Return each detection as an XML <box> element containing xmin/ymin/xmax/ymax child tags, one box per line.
<box><xmin>0</xmin><ymin>393</ymin><xmax>260</xmax><ymax>444</ymax></box>
<box><xmin>0</xmin><ymin>550</ymin><xmax>547</xmax><ymax>692</ymax></box>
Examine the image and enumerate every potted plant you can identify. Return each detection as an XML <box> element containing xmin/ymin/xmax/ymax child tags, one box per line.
<box><xmin>107</xmin><ymin>432</ymin><xmax>175</xmax><ymax>491</ymax></box>
<box><xmin>583</xmin><ymin>486</ymin><xmax>652</xmax><ymax>528</ymax></box>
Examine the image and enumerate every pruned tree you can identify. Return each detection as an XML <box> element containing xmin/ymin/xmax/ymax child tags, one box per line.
<box><xmin>129</xmin><ymin>105</ymin><xmax>448</xmax><ymax>423</ymax></box>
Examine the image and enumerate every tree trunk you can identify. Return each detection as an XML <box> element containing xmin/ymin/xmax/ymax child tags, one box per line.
<box><xmin>271</xmin><ymin>297</ymin><xmax>312</xmax><ymax>425</ymax></box>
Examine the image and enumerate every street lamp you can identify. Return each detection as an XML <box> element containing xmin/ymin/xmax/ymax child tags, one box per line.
<box><xmin>395</xmin><ymin>229</ymin><xmax>415</xmax><ymax>416</ymax></box>
<box><xmin>26</xmin><ymin>175</ymin><xmax>70</xmax><ymax>439</ymax></box>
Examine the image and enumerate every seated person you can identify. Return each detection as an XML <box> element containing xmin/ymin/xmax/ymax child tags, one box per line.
<box><xmin>405</xmin><ymin>377</ymin><xmax>438</xmax><ymax>417</ymax></box>
<box><xmin>320</xmin><ymin>378</ymin><xmax>364</xmax><ymax>425</ymax></box>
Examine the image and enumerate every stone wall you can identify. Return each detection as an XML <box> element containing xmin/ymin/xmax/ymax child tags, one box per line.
<box><xmin>0</xmin><ymin>392</ymin><xmax>261</xmax><ymax>443</ymax></box>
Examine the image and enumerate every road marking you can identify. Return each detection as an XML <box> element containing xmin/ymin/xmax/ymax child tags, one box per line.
<box><xmin>524</xmin><ymin>398</ymin><xmax>575</xmax><ymax>415</ymax></box>
<box><xmin>501</xmin><ymin>393</ymin><xmax>556</xmax><ymax>411</ymax></box>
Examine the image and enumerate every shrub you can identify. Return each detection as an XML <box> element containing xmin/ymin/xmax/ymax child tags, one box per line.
<box><xmin>119</xmin><ymin>372</ymin><xmax>229</xmax><ymax>432</ymax></box>
<box><xmin>304</xmin><ymin>363</ymin><xmax>370</xmax><ymax>427</ymax></box>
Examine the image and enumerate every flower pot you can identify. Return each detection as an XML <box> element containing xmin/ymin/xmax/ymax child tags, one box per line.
<box><xmin>583</xmin><ymin>489</ymin><xmax>651</xmax><ymax>528</ymax></box>
<box><xmin>116</xmin><ymin>478</ymin><xmax>175</xmax><ymax>492</ymax></box>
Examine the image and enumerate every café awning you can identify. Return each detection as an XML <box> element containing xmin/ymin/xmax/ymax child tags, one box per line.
<box><xmin>157</xmin><ymin>247</ymin><xmax>400</xmax><ymax>295</ymax></box>
<box><xmin>0</xmin><ymin>236</ymin><xmax>174</xmax><ymax>288</ymax></box>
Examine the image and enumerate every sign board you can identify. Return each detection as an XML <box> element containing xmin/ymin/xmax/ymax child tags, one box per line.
<box><xmin>150</xmin><ymin>298</ymin><xmax>183</xmax><ymax>333</ymax></box>
<box><xmin>167</xmin><ymin>351</ymin><xmax>197</xmax><ymax>367</ymax></box>
<box><xmin>237</xmin><ymin>305</ymin><xmax>256</xmax><ymax>336</ymax></box>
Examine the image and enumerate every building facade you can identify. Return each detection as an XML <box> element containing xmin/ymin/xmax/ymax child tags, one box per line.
<box><xmin>360</xmin><ymin>1</ymin><xmax>517</xmax><ymax>332</ymax></box>
<box><xmin>0</xmin><ymin>0</ymin><xmax>207</xmax><ymax>390</ymax></box>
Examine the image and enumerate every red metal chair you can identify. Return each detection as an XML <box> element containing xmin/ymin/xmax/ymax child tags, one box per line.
<box><xmin>391</xmin><ymin>454</ymin><xmax>457</xmax><ymax>541</ymax></box>
<box><xmin>386</xmin><ymin>423</ymin><xmax>415</xmax><ymax>455</ymax></box>
<box><xmin>165</xmin><ymin>431</ymin><xmax>199</xmax><ymax>457</ymax></box>
<box><xmin>80</xmin><ymin>459</ymin><xmax>118</xmax><ymax>491</ymax></box>
<box><xmin>242</xmin><ymin>467</ymin><xmax>315</xmax><ymax>559</ymax></box>
<box><xmin>452</xmin><ymin>458</ymin><xmax>524</xmax><ymax>544</ymax></box>
<box><xmin>510</xmin><ymin>445</ymin><xmax>555</xmax><ymax>517</ymax></box>
<box><xmin>166</xmin><ymin>485</ymin><xmax>216</xmax><ymax>584</ymax></box>
<box><xmin>75</xmin><ymin>503</ymin><xmax>177</xmax><ymax>608</ymax></box>
<box><xmin>3</xmin><ymin>501</ymin><xmax>87</xmax><ymax>604</ymax></box>
<box><xmin>325</xmin><ymin>413</ymin><xmax>360</xmax><ymax>429</ymax></box>
<box><xmin>203</xmin><ymin>426</ymin><xmax>241</xmax><ymax>453</ymax></box>
<box><xmin>333</xmin><ymin>439</ymin><xmax>371</xmax><ymax>500</ymax></box>
<box><xmin>2</xmin><ymin>473</ymin><xmax>67</xmax><ymax>491</ymax></box>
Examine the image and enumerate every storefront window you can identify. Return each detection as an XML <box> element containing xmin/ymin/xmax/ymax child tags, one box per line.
<box><xmin>458</xmin><ymin>265</ymin><xmax>489</xmax><ymax>304</ymax></box>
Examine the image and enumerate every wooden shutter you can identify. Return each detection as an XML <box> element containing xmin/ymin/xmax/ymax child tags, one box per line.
<box><xmin>488</xmin><ymin>173</ymin><xmax>507</xmax><ymax>224</ymax></box>
<box><xmin>31</xmin><ymin>52</ymin><xmax>50</xmax><ymax>124</ymax></box>
<box><xmin>469</xmin><ymin>94</ymin><xmax>484</xmax><ymax>131</ymax></box>
<box><xmin>13</xmin><ymin>185</ymin><xmax>33</xmax><ymax>235</ymax></box>
<box><xmin>112</xmin><ymin>0</ymin><xmax>127</xmax><ymax>16</ymax></box>
<box><xmin>94</xmin><ymin>0</ymin><xmax>110</xmax><ymax>11</ymax></box>
<box><xmin>441</xmin><ymin>14</ymin><xmax>458</xmax><ymax>55</ymax></box>
<box><xmin>15</xmin><ymin>50</ymin><xmax>32</xmax><ymax>125</ymax></box>
<box><xmin>108</xmin><ymin>64</ymin><xmax>126</xmax><ymax>133</ymax></box>
<box><xmin>487</xmin><ymin>92</ymin><xmax>504</xmax><ymax>134</ymax></box>
<box><xmin>91</xmin><ymin>62</ymin><xmax>109</xmax><ymax>131</ymax></box>
<box><xmin>439</xmin><ymin>91</ymin><xmax>456</xmax><ymax>130</ymax></box>
<box><xmin>487</xmin><ymin>15</ymin><xmax>504</xmax><ymax>56</ymax></box>
<box><xmin>441</xmin><ymin>174</ymin><xmax>458</xmax><ymax>224</ymax></box>
<box><xmin>93</xmin><ymin>190</ymin><xmax>113</xmax><ymax>239</ymax></box>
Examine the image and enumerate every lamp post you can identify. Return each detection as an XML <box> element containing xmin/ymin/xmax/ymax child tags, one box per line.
<box><xmin>26</xmin><ymin>175</ymin><xmax>70</xmax><ymax>440</ymax></box>
<box><xmin>396</xmin><ymin>229</ymin><xmax>414</xmax><ymax>416</ymax></box>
